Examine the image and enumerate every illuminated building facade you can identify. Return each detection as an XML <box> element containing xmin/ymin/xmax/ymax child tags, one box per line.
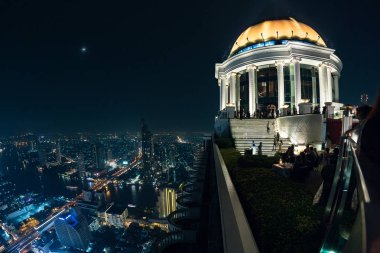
<box><xmin>157</xmin><ymin>188</ymin><xmax>177</xmax><ymax>218</ymax></box>
<box><xmin>54</xmin><ymin>208</ymin><xmax>91</xmax><ymax>251</ymax></box>
<box><xmin>98</xmin><ymin>204</ymin><xmax>129</xmax><ymax>228</ymax></box>
<box><xmin>215</xmin><ymin>18</ymin><xmax>343</xmax><ymax>115</ymax></box>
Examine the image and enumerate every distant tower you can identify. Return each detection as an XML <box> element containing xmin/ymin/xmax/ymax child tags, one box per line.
<box><xmin>54</xmin><ymin>208</ymin><xmax>91</xmax><ymax>251</ymax></box>
<box><xmin>106</xmin><ymin>148</ymin><xmax>113</xmax><ymax>160</ymax></box>
<box><xmin>94</xmin><ymin>143</ymin><xmax>106</xmax><ymax>169</ymax></box>
<box><xmin>29</xmin><ymin>140</ymin><xmax>36</xmax><ymax>152</ymax></box>
<box><xmin>170</xmin><ymin>150</ymin><xmax>175</xmax><ymax>167</ymax></box>
<box><xmin>37</xmin><ymin>140</ymin><xmax>48</xmax><ymax>167</ymax></box>
<box><xmin>141</xmin><ymin>119</ymin><xmax>153</xmax><ymax>182</ymax></box>
<box><xmin>77</xmin><ymin>153</ymin><xmax>85</xmax><ymax>177</ymax></box>
<box><xmin>361</xmin><ymin>93</ymin><xmax>369</xmax><ymax>105</ymax></box>
<box><xmin>56</xmin><ymin>140</ymin><xmax>62</xmax><ymax>164</ymax></box>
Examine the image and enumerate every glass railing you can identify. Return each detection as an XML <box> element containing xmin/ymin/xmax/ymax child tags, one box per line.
<box><xmin>320</xmin><ymin>135</ymin><xmax>376</xmax><ymax>253</ymax></box>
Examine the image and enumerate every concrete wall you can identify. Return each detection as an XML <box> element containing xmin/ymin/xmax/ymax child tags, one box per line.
<box><xmin>276</xmin><ymin>114</ymin><xmax>323</xmax><ymax>146</ymax></box>
<box><xmin>214</xmin><ymin>118</ymin><xmax>230</xmax><ymax>138</ymax></box>
<box><xmin>213</xmin><ymin>144</ymin><xmax>259</xmax><ymax>253</ymax></box>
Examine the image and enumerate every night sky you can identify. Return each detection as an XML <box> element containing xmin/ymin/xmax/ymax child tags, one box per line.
<box><xmin>0</xmin><ymin>0</ymin><xmax>378</xmax><ymax>135</ymax></box>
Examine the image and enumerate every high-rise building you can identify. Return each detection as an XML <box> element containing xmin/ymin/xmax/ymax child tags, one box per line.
<box><xmin>94</xmin><ymin>142</ymin><xmax>106</xmax><ymax>169</ymax></box>
<box><xmin>106</xmin><ymin>148</ymin><xmax>113</xmax><ymax>160</ymax></box>
<box><xmin>54</xmin><ymin>208</ymin><xmax>91</xmax><ymax>251</ymax></box>
<box><xmin>141</xmin><ymin>119</ymin><xmax>153</xmax><ymax>181</ymax></box>
<box><xmin>56</xmin><ymin>140</ymin><xmax>62</xmax><ymax>164</ymax></box>
<box><xmin>77</xmin><ymin>153</ymin><xmax>85</xmax><ymax>177</ymax></box>
<box><xmin>157</xmin><ymin>188</ymin><xmax>177</xmax><ymax>218</ymax></box>
<box><xmin>37</xmin><ymin>141</ymin><xmax>49</xmax><ymax>167</ymax></box>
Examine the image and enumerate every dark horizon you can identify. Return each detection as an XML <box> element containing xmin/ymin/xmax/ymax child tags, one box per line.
<box><xmin>0</xmin><ymin>0</ymin><xmax>378</xmax><ymax>135</ymax></box>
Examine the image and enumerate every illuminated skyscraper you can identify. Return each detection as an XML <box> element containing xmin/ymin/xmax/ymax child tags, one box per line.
<box><xmin>141</xmin><ymin>119</ymin><xmax>153</xmax><ymax>181</ymax></box>
<box><xmin>157</xmin><ymin>188</ymin><xmax>177</xmax><ymax>218</ymax></box>
<box><xmin>54</xmin><ymin>208</ymin><xmax>91</xmax><ymax>251</ymax></box>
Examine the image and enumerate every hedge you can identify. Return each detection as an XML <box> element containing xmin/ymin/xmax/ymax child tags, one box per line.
<box><xmin>214</xmin><ymin>137</ymin><xmax>235</xmax><ymax>149</ymax></box>
<box><xmin>220</xmin><ymin>148</ymin><xmax>323</xmax><ymax>253</ymax></box>
<box><xmin>238</xmin><ymin>154</ymin><xmax>281</xmax><ymax>169</ymax></box>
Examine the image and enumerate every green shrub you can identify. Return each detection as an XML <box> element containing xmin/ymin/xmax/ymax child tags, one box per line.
<box><xmin>215</xmin><ymin>137</ymin><xmax>235</xmax><ymax>148</ymax></box>
<box><xmin>219</xmin><ymin>148</ymin><xmax>241</xmax><ymax>171</ymax></box>
<box><xmin>220</xmin><ymin>148</ymin><xmax>323</xmax><ymax>253</ymax></box>
<box><xmin>238</xmin><ymin>154</ymin><xmax>279</xmax><ymax>169</ymax></box>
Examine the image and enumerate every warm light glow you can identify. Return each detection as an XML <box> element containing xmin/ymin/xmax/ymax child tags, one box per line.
<box><xmin>230</xmin><ymin>17</ymin><xmax>326</xmax><ymax>56</ymax></box>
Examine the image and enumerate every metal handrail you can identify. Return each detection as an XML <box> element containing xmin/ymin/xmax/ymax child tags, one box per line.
<box><xmin>320</xmin><ymin>134</ymin><xmax>378</xmax><ymax>253</ymax></box>
<box><xmin>347</xmin><ymin>137</ymin><xmax>370</xmax><ymax>203</ymax></box>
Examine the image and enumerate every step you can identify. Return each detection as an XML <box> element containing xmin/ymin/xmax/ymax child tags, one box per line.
<box><xmin>229</xmin><ymin>119</ymin><xmax>292</xmax><ymax>157</ymax></box>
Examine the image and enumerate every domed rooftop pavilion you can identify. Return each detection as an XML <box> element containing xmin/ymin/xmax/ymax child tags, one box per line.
<box><xmin>215</xmin><ymin>17</ymin><xmax>342</xmax><ymax>116</ymax></box>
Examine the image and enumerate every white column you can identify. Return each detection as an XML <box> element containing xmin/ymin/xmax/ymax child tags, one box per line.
<box><xmin>236</xmin><ymin>73</ymin><xmax>241</xmax><ymax>111</ymax></box>
<box><xmin>247</xmin><ymin>65</ymin><xmax>257</xmax><ymax>115</ymax></box>
<box><xmin>312</xmin><ymin>69</ymin><xmax>317</xmax><ymax>105</ymax></box>
<box><xmin>276</xmin><ymin>61</ymin><xmax>285</xmax><ymax>109</ymax></box>
<box><xmin>218</xmin><ymin>78</ymin><xmax>222</xmax><ymax>110</ymax></box>
<box><xmin>225</xmin><ymin>77</ymin><xmax>230</xmax><ymax>105</ymax></box>
<box><xmin>333</xmin><ymin>74</ymin><xmax>340</xmax><ymax>102</ymax></box>
<box><xmin>292</xmin><ymin>58</ymin><xmax>301</xmax><ymax>113</ymax></box>
<box><xmin>326</xmin><ymin>67</ymin><xmax>333</xmax><ymax>102</ymax></box>
<box><xmin>230</xmin><ymin>73</ymin><xmax>237</xmax><ymax>107</ymax></box>
<box><xmin>318</xmin><ymin>63</ymin><xmax>326</xmax><ymax>111</ymax></box>
<box><xmin>220</xmin><ymin>75</ymin><xmax>227</xmax><ymax>110</ymax></box>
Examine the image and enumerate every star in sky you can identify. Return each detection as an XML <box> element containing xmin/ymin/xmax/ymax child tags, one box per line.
<box><xmin>80</xmin><ymin>46</ymin><xmax>87</xmax><ymax>53</ymax></box>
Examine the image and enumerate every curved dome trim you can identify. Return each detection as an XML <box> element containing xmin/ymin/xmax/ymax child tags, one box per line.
<box><xmin>230</xmin><ymin>17</ymin><xmax>326</xmax><ymax>57</ymax></box>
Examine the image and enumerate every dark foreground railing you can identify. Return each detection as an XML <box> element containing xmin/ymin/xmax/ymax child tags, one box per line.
<box><xmin>213</xmin><ymin>144</ymin><xmax>259</xmax><ymax>253</ymax></box>
<box><xmin>321</xmin><ymin>135</ymin><xmax>380</xmax><ymax>253</ymax></box>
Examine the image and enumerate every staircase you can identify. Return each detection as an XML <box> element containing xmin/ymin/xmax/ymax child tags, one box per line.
<box><xmin>230</xmin><ymin>119</ymin><xmax>292</xmax><ymax>156</ymax></box>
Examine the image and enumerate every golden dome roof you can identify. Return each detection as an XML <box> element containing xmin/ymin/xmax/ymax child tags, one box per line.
<box><xmin>230</xmin><ymin>18</ymin><xmax>326</xmax><ymax>56</ymax></box>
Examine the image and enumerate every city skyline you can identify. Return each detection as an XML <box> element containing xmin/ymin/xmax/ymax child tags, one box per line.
<box><xmin>0</xmin><ymin>1</ymin><xmax>378</xmax><ymax>251</ymax></box>
<box><xmin>0</xmin><ymin>0</ymin><xmax>378</xmax><ymax>135</ymax></box>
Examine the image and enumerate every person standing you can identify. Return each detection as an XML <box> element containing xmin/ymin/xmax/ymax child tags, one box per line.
<box><xmin>258</xmin><ymin>142</ymin><xmax>263</xmax><ymax>155</ymax></box>
<box><xmin>251</xmin><ymin>140</ymin><xmax>257</xmax><ymax>155</ymax></box>
<box><xmin>272</xmin><ymin>136</ymin><xmax>277</xmax><ymax>151</ymax></box>
<box><xmin>267</xmin><ymin>121</ymin><xmax>270</xmax><ymax>133</ymax></box>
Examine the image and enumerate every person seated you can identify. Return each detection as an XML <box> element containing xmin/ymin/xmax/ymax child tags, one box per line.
<box><xmin>291</xmin><ymin>156</ymin><xmax>310</xmax><ymax>181</ymax></box>
<box><xmin>300</xmin><ymin>151</ymin><xmax>307</xmax><ymax>164</ymax></box>
<box><xmin>306</xmin><ymin>151</ymin><xmax>315</xmax><ymax>168</ymax></box>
